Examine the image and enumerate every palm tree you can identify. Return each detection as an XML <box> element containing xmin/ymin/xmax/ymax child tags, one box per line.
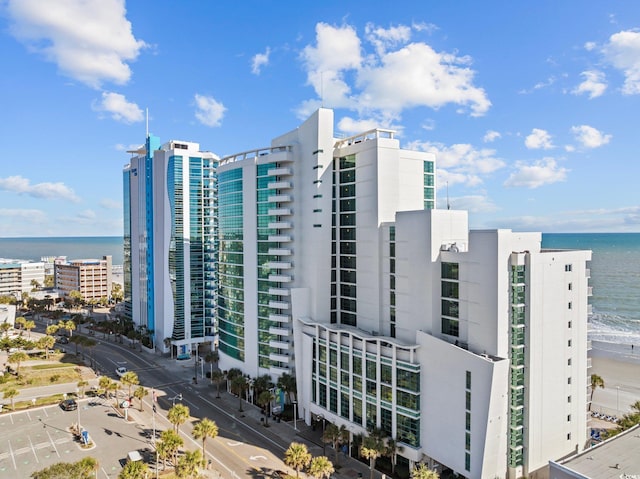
<box><xmin>385</xmin><ymin>437</ymin><xmax>402</xmax><ymax>474</ymax></box>
<box><xmin>192</xmin><ymin>417</ymin><xmax>219</xmax><ymax>457</ymax></box>
<box><xmin>254</xmin><ymin>374</ymin><xmax>274</xmax><ymax>401</ymax></box>
<box><xmin>46</xmin><ymin>324</ymin><xmax>59</xmax><ymax>337</ymax></box>
<box><xmin>0</xmin><ymin>322</ymin><xmax>11</xmax><ymax>338</ymax></box>
<box><xmin>360</xmin><ymin>434</ymin><xmax>385</xmax><ymax>479</ymax></box>
<box><xmin>77</xmin><ymin>457</ymin><xmax>99</xmax><ymax>477</ymax></box>
<box><xmin>168</xmin><ymin>403</ymin><xmax>190</xmax><ymax>433</ymax></box>
<box><xmin>590</xmin><ymin>374</ymin><xmax>605</xmax><ymax>411</ymax></box>
<box><xmin>8</xmin><ymin>351</ymin><xmax>29</xmax><ymax>374</ymax></box>
<box><xmin>258</xmin><ymin>390</ymin><xmax>275</xmax><ymax>426</ymax></box>
<box><xmin>3</xmin><ymin>388</ymin><xmax>18</xmax><ymax>410</ymax></box>
<box><xmin>15</xmin><ymin>316</ymin><xmax>26</xmax><ymax>330</ymax></box>
<box><xmin>212</xmin><ymin>370</ymin><xmax>225</xmax><ymax>398</ymax></box>
<box><xmin>84</xmin><ymin>337</ymin><xmax>97</xmax><ymax>367</ymax></box>
<box><xmin>324</xmin><ymin>423</ymin><xmax>349</xmax><ymax>465</ymax></box>
<box><xmin>176</xmin><ymin>449</ymin><xmax>202</xmax><ymax>479</ymax></box>
<box><xmin>23</xmin><ymin>319</ymin><xmax>36</xmax><ymax>338</ymax></box>
<box><xmin>308</xmin><ymin>456</ymin><xmax>335</xmax><ymax>479</ymax></box>
<box><xmin>77</xmin><ymin>380</ymin><xmax>89</xmax><ymax>398</ymax></box>
<box><xmin>411</xmin><ymin>463</ymin><xmax>440</xmax><ymax>479</ymax></box>
<box><xmin>118</xmin><ymin>459</ymin><xmax>149</xmax><ymax>479</ymax></box>
<box><xmin>120</xmin><ymin>371</ymin><xmax>140</xmax><ymax>401</ymax></box>
<box><xmin>284</xmin><ymin>442</ymin><xmax>312</xmax><ymax>478</ymax></box>
<box><xmin>38</xmin><ymin>335</ymin><xmax>55</xmax><ymax>360</ymax></box>
<box><xmin>158</xmin><ymin>429</ymin><xmax>183</xmax><ymax>471</ymax></box>
<box><xmin>70</xmin><ymin>335</ymin><xmax>84</xmax><ymax>355</ymax></box>
<box><xmin>231</xmin><ymin>375</ymin><xmax>247</xmax><ymax>412</ymax></box>
<box><xmin>278</xmin><ymin>372</ymin><xmax>297</xmax><ymax>403</ymax></box>
<box><xmin>134</xmin><ymin>386</ymin><xmax>148</xmax><ymax>411</ymax></box>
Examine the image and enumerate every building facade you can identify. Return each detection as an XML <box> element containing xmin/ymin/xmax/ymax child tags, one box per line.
<box><xmin>124</xmin><ymin>138</ymin><xmax>218</xmax><ymax>354</ymax></box>
<box><xmin>0</xmin><ymin>259</ymin><xmax>45</xmax><ymax>299</ymax></box>
<box><xmin>55</xmin><ymin>256</ymin><xmax>112</xmax><ymax>302</ymax></box>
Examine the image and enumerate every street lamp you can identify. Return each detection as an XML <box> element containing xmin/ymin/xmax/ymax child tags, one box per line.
<box><xmin>318</xmin><ymin>414</ymin><xmax>326</xmax><ymax>456</ymax></box>
<box><xmin>293</xmin><ymin>401</ymin><xmax>298</xmax><ymax>431</ymax></box>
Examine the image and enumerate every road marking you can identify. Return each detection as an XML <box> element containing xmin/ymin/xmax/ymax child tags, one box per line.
<box><xmin>45</xmin><ymin>430</ymin><xmax>60</xmax><ymax>458</ymax></box>
<box><xmin>7</xmin><ymin>440</ymin><xmax>16</xmax><ymax>470</ymax></box>
<box><xmin>250</xmin><ymin>455</ymin><xmax>267</xmax><ymax>461</ymax></box>
<box><xmin>227</xmin><ymin>441</ymin><xmax>243</xmax><ymax>446</ymax></box>
<box><xmin>28</xmin><ymin>436</ymin><xmax>39</xmax><ymax>463</ymax></box>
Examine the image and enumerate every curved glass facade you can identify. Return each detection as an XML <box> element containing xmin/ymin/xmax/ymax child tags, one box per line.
<box><xmin>168</xmin><ymin>155</ymin><xmax>185</xmax><ymax>340</ymax></box>
<box><xmin>217</xmin><ymin>168</ymin><xmax>245</xmax><ymax>360</ymax></box>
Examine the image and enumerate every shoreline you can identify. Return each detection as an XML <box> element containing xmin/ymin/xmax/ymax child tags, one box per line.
<box><xmin>589</xmin><ymin>340</ymin><xmax>640</xmax><ymax>420</ymax></box>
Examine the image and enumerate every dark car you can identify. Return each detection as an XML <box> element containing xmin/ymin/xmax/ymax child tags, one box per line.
<box><xmin>56</xmin><ymin>336</ymin><xmax>69</xmax><ymax>344</ymax></box>
<box><xmin>60</xmin><ymin>399</ymin><xmax>78</xmax><ymax>411</ymax></box>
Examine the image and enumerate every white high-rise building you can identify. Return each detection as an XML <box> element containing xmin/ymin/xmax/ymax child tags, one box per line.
<box><xmin>213</xmin><ymin>109</ymin><xmax>591</xmax><ymax>479</ymax></box>
<box><xmin>124</xmin><ymin>136</ymin><xmax>219</xmax><ymax>354</ymax></box>
<box><xmin>124</xmin><ymin>108</ymin><xmax>591</xmax><ymax>478</ymax></box>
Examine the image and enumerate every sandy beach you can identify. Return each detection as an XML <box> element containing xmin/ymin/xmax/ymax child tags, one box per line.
<box><xmin>589</xmin><ymin>340</ymin><xmax>640</xmax><ymax>426</ymax></box>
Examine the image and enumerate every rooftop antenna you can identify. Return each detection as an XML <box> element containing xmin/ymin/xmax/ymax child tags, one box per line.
<box><xmin>145</xmin><ymin>108</ymin><xmax>149</xmax><ymax>138</ymax></box>
<box><xmin>446</xmin><ymin>181</ymin><xmax>450</xmax><ymax>210</ymax></box>
<box><xmin>320</xmin><ymin>72</ymin><xmax>324</xmax><ymax>107</ymax></box>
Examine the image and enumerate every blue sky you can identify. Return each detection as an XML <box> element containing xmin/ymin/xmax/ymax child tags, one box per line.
<box><xmin>1</xmin><ymin>0</ymin><xmax>639</xmax><ymax>237</ymax></box>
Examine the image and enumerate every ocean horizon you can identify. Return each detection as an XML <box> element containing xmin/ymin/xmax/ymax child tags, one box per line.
<box><xmin>1</xmin><ymin>232</ymin><xmax>639</xmax><ymax>346</ymax></box>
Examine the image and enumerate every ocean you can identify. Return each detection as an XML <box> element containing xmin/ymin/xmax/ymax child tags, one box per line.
<box><xmin>0</xmin><ymin>233</ymin><xmax>638</xmax><ymax>345</ymax></box>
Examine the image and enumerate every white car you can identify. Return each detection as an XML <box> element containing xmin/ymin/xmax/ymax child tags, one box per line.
<box><xmin>115</xmin><ymin>367</ymin><xmax>127</xmax><ymax>377</ymax></box>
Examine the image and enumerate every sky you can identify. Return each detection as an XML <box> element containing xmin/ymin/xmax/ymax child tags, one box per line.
<box><xmin>1</xmin><ymin>0</ymin><xmax>640</xmax><ymax>237</ymax></box>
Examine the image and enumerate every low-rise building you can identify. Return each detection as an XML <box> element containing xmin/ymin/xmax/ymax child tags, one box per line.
<box><xmin>55</xmin><ymin>255</ymin><xmax>113</xmax><ymax>302</ymax></box>
<box><xmin>0</xmin><ymin>259</ymin><xmax>45</xmax><ymax>299</ymax></box>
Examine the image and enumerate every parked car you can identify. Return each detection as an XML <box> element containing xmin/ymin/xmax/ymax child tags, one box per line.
<box><xmin>56</xmin><ymin>336</ymin><xmax>69</xmax><ymax>344</ymax></box>
<box><xmin>115</xmin><ymin>367</ymin><xmax>127</xmax><ymax>377</ymax></box>
<box><xmin>60</xmin><ymin>399</ymin><xmax>78</xmax><ymax>411</ymax></box>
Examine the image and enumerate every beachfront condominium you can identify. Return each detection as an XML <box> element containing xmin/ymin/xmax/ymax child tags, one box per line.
<box><xmin>0</xmin><ymin>259</ymin><xmax>45</xmax><ymax>300</ymax></box>
<box><xmin>54</xmin><ymin>255</ymin><xmax>113</xmax><ymax>303</ymax></box>
<box><xmin>123</xmin><ymin>137</ymin><xmax>219</xmax><ymax>354</ymax></box>
<box><xmin>212</xmin><ymin>109</ymin><xmax>592</xmax><ymax>478</ymax></box>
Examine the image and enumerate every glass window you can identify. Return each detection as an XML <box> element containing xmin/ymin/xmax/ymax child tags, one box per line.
<box><xmin>441</xmin><ymin>318</ymin><xmax>459</xmax><ymax>337</ymax></box>
<box><xmin>442</xmin><ymin>281</ymin><xmax>459</xmax><ymax>299</ymax></box>
<box><xmin>442</xmin><ymin>299</ymin><xmax>459</xmax><ymax>318</ymax></box>
<box><xmin>466</xmin><ymin>371</ymin><xmax>471</xmax><ymax>389</ymax></box>
<box><xmin>442</xmin><ymin>262</ymin><xmax>459</xmax><ymax>280</ymax></box>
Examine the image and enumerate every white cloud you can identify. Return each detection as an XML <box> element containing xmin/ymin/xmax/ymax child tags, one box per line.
<box><xmin>440</xmin><ymin>194</ymin><xmax>499</xmax><ymax>213</ymax></box>
<box><xmin>572</xmin><ymin>70</ymin><xmax>607</xmax><ymax>98</ymax></box>
<box><xmin>194</xmin><ymin>94</ymin><xmax>226</xmax><ymax>127</ymax></box>
<box><xmin>298</xmin><ymin>22</ymin><xmax>490</xmax><ymax>120</ymax></box>
<box><xmin>0</xmin><ymin>208</ymin><xmax>47</xmax><ymax>221</ymax></box>
<box><xmin>525</xmin><ymin>128</ymin><xmax>554</xmax><ymax>150</ymax></box>
<box><xmin>602</xmin><ymin>30</ymin><xmax>640</xmax><ymax>94</ymax></box>
<box><xmin>6</xmin><ymin>0</ymin><xmax>146</xmax><ymax>88</ymax></box>
<box><xmin>504</xmin><ymin>158</ymin><xmax>568</xmax><ymax>189</ymax></box>
<box><xmin>584</xmin><ymin>41</ymin><xmax>597</xmax><ymax>52</ymax></box>
<box><xmin>93</xmin><ymin>92</ymin><xmax>143</xmax><ymax>123</ymax></box>
<box><xmin>409</xmin><ymin>141</ymin><xmax>505</xmax><ymax>188</ymax></box>
<box><xmin>483</xmin><ymin>130</ymin><xmax>501</xmax><ymax>143</ymax></box>
<box><xmin>115</xmin><ymin>143</ymin><xmax>144</xmax><ymax>152</ymax></box>
<box><xmin>100</xmin><ymin>198</ymin><xmax>121</xmax><ymax>210</ymax></box>
<box><xmin>571</xmin><ymin>125</ymin><xmax>612</xmax><ymax>148</ymax></box>
<box><xmin>337</xmin><ymin>116</ymin><xmax>381</xmax><ymax>135</ymax></box>
<box><xmin>251</xmin><ymin>47</ymin><xmax>271</xmax><ymax>75</ymax></box>
<box><xmin>0</xmin><ymin>175</ymin><xmax>80</xmax><ymax>202</ymax></box>
<box><xmin>77</xmin><ymin>209</ymin><xmax>97</xmax><ymax>220</ymax></box>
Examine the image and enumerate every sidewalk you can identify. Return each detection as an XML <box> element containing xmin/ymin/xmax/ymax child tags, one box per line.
<box><xmin>128</xmin><ymin>353</ymin><xmax>377</xmax><ymax>479</ymax></box>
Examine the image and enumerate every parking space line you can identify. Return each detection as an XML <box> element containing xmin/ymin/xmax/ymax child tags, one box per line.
<box><xmin>45</xmin><ymin>430</ymin><xmax>60</xmax><ymax>458</ymax></box>
<box><xmin>28</xmin><ymin>436</ymin><xmax>39</xmax><ymax>464</ymax></box>
<box><xmin>7</xmin><ymin>440</ymin><xmax>16</xmax><ymax>470</ymax></box>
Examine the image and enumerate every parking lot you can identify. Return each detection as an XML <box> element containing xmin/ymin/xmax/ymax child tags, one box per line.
<box><xmin>0</xmin><ymin>399</ymin><xmax>154</xmax><ymax>478</ymax></box>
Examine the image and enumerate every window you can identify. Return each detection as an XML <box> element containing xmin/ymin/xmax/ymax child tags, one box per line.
<box><xmin>465</xmin><ymin>411</ymin><xmax>471</xmax><ymax>430</ymax></box>
<box><xmin>567</xmin><ymin>433</ymin><xmax>571</xmax><ymax>440</ymax></box>
<box><xmin>568</xmin><ymin>320</ymin><xmax>572</xmax><ymax>328</ymax></box>
<box><xmin>567</xmin><ymin>377</ymin><xmax>572</xmax><ymax>384</ymax></box>
<box><xmin>568</xmin><ymin>358</ymin><xmax>572</xmax><ymax>366</ymax></box>
<box><xmin>567</xmin><ymin>395</ymin><xmax>571</xmax><ymax>403</ymax></box>
<box><xmin>466</xmin><ymin>371</ymin><xmax>471</xmax><ymax>390</ymax></box>
<box><xmin>465</xmin><ymin>452</ymin><xmax>470</xmax><ymax>472</ymax></box>
<box><xmin>442</xmin><ymin>317</ymin><xmax>459</xmax><ymax>337</ymax></box>
<box><xmin>568</xmin><ymin>282</ymin><xmax>572</xmax><ymax>291</ymax></box>
<box><xmin>565</xmin><ymin>264</ymin><xmax>572</xmax><ymax>272</ymax></box>
<box><xmin>567</xmin><ymin>414</ymin><xmax>571</xmax><ymax>422</ymax></box>
<box><xmin>568</xmin><ymin>339</ymin><xmax>572</xmax><ymax>347</ymax></box>
<box><xmin>442</xmin><ymin>262</ymin><xmax>459</xmax><ymax>280</ymax></box>
<box><xmin>568</xmin><ymin>301</ymin><xmax>572</xmax><ymax>310</ymax></box>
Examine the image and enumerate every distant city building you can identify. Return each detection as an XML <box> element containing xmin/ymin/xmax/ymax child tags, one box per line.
<box><xmin>54</xmin><ymin>255</ymin><xmax>113</xmax><ymax>302</ymax></box>
<box><xmin>123</xmin><ymin>138</ymin><xmax>218</xmax><ymax>353</ymax></box>
<box><xmin>122</xmin><ymin>108</ymin><xmax>592</xmax><ymax>478</ymax></box>
<box><xmin>0</xmin><ymin>259</ymin><xmax>45</xmax><ymax>299</ymax></box>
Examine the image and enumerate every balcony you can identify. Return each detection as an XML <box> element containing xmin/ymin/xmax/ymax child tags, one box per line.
<box><xmin>269</xmin><ymin>352</ymin><xmax>290</xmax><ymax>363</ymax></box>
<box><xmin>268</xmin><ymin>181</ymin><xmax>292</xmax><ymax>190</ymax></box>
<box><xmin>267</xmin><ymin>261</ymin><xmax>291</xmax><ymax>270</ymax></box>
<box><xmin>268</xmin><ymin>235</ymin><xmax>292</xmax><ymax>243</ymax></box>
<box><xmin>268</xmin><ymin>248</ymin><xmax>291</xmax><ymax>256</ymax></box>
<box><xmin>269</xmin><ymin>274</ymin><xmax>292</xmax><ymax>283</ymax></box>
<box><xmin>269</xmin><ymin>300</ymin><xmax>289</xmax><ymax>309</ymax></box>
<box><xmin>269</xmin><ymin>340</ymin><xmax>289</xmax><ymax>349</ymax></box>
<box><xmin>268</xmin><ymin>194</ymin><xmax>292</xmax><ymax>203</ymax></box>
<box><xmin>269</xmin><ymin>288</ymin><xmax>289</xmax><ymax>296</ymax></box>
<box><xmin>268</xmin><ymin>221</ymin><xmax>292</xmax><ymax>230</ymax></box>
<box><xmin>267</xmin><ymin>167</ymin><xmax>292</xmax><ymax>177</ymax></box>
<box><xmin>269</xmin><ymin>313</ymin><xmax>291</xmax><ymax>323</ymax></box>
<box><xmin>268</xmin><ymin>208</ymin><xmax>292</xmax><ymax>216</ymax></box>
<box><xmin>269</xmin><ymin>327</ymin><xmax>290</xmax><ymax>336</ymax></box>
